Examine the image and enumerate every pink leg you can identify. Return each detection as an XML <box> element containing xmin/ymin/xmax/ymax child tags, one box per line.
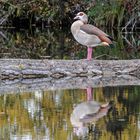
<box><xmin>87</xmin><ymin>47</ymin><xmax>93</xmax><ymax>60</ymax></box>
<box><xmin>86</xmin><ymin>87</ymin><xmax>93</xmax><ymax>101</ymax></box>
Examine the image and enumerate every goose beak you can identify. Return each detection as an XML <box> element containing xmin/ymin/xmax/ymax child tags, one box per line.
<box><xmin>74</xmin><ymin>16</ymin><xmax>79</xmax><ymax>20</ymax></box>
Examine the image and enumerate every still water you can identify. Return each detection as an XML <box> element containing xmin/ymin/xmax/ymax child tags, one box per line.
<box><xmin>0</xmin><ymin>28</ymin><xmax>140</xmax><ymax>140</ymax></box>
<box><xmin>0</xmin><ymin>86</ymin><xmax>140</xmax><ymax>140</ymax></box>
<box><xmin>0</xmin><ymin>28</ymin><xmax>140</xmax><ymax>59</ymax></box>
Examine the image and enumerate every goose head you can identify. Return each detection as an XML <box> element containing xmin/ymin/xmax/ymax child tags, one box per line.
<box><xmin>74</xmin><ymin>12</ymin><xmax>88</xmax><ymax>24</ymax></box>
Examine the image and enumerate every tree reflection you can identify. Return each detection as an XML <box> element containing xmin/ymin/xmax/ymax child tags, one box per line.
<box><xmin>0</xmin><ymin>86</ymin><xmax>140</xmax><ymax>139</ymax></box>
<box><xmin>0</xmin><ymin>29</ymin><xmax>139</xmax><ymax>59</ymax></box>
<box><xmin>102</xmin><ymin>86</ymin><xmax>140</xmax><ymax>140</ymax></box>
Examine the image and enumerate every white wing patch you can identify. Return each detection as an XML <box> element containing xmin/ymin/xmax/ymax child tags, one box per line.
<box><xmin>79</xmin><ymin>29</ymin><xmax>87</xmax><ymax>34</ymax></box>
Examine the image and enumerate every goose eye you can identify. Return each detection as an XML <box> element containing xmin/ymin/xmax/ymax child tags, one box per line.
<box><xmin>79</xmin><ymin>13</ymin><xmax>84</xmax><ymax>16</ymax></box>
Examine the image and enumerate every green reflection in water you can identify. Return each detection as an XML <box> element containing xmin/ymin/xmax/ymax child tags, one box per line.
<box><xmin>0</xmin><ymin>86</ymin><xmax>140</xmax><ymax>139</ymax></box>
<box><xmin>0</xmin><ymin>29</ymin><xmax>140</xmax><ymax>59</ymax></box>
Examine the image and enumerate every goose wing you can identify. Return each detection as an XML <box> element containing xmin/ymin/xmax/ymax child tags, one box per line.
<box><xmin>80</xmin><ymin>24</ymin><xmax>113</xmax><ymax>44</ymax></box>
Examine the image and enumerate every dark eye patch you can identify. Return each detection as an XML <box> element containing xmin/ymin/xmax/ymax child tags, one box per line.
<box><xmin>78</xmin><ymin>12</ymin><xmax>84</xmax><ymax>16</ymax></box>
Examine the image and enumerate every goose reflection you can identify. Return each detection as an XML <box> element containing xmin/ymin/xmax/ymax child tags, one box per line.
<box><xmin>70</xmin><ymin>87</ymin><xmax>111</xmax><ymax>137</ymax></box>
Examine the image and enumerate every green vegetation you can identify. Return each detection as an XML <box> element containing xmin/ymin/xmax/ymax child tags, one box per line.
<box><xmin>0</xmin><ymin>0</ymin><xmax>139</xmax><ymax>59</ymax></box>
<box><xmin>0</xmin><ymin>0</ymin><xmax>139</xmax><ymax>28</ymax></box>
<box><xmin>0</xmin><ymin>29</ymin><xmax>139</xmax><ymax>59</ymax></box>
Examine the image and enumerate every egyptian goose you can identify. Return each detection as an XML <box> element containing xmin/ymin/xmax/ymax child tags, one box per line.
<box><xmin>71</xmin><ymin>12</ymin><xmax>113</xmax><ymax>60</ymax></box>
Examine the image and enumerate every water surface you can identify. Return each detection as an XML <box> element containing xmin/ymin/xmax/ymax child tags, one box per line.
<box><xmin>0</xmin><ymin>28</ymin><xmax>140</xmax><ymax>140</ymax></box>
<box><xmin>0</xmin><ymin>86</ymin><xmax>140</xmax><ymax>140</ymax></box>
<box><xmin>0</xmin><ymin>29</ymin><xmax>139</xmax><ymax>59</ymax></box>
